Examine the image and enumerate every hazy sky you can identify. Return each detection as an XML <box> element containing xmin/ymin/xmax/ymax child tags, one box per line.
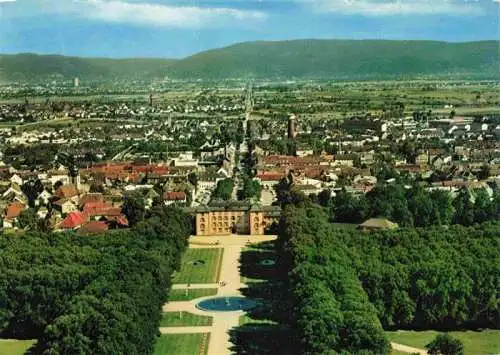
<box><xmin>1</xmin><ymin>0</ymin><xmax>498</xmax><ymax>58</ymax></box>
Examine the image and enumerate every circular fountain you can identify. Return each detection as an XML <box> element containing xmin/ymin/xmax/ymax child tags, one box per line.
<box><xmin>196</xmin><ymin>297</ymin><xmax>257</xmax><ymax>312</ymax></box>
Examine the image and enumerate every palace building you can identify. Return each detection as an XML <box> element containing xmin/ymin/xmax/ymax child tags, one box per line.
<box><xmin>187</xmin><ymin>201</ymin><xmax>280</xmax><ymax>236</ymax></box>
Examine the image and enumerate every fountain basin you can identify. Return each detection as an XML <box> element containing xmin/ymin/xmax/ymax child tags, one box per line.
<box><xmin>196</xmin><ymin>296</ymin><xmax>257</xmax><ymax>312</ymax></box>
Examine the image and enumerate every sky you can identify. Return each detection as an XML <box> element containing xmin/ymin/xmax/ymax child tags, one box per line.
<box><xmin>0</xmin><ymin>0</ymin><xmax>499</xmax><ymax>58</ymax></box>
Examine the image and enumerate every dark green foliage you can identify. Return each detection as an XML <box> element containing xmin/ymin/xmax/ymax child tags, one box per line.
<box><xmin>278</xmin><ymin>204</ymin><xmax>390</xmax><ymax>354</ymax></box>
<box><xmin>21</xmin><ymin>179</ymin><xmax>44</xmax><ymax>208</ymax></box>
<box><xmin>121</xmin><ymin>191</ymin><xmax>146</xmax><ymax>227</ymax></box>
<box><xmin>188</xmin><ymin>172</ymin><xmax>198</xmax><ymax>188</ymax></box>
<box><xmin>212</xmin><ymin>178</ymin><xmax>234</xmax><ymax>201</ymax></box>
<box><xmin>0</xmin><ymin>207</ymin><xmax>189</xmax><ymax>354</ymax></box>
<box><xmin>426</xmin><ymin>333</ymin><xmax>465</xmax><ymax>355</ymax></box>
<box><xmin>273</xmin><ymin>175</ymin><xmax>309</xmax><ymax>208</ymax></box>
<box><xmin>239</xmin><ymin>177</ymin><xmax>262</xmax><ymax>200</ymax></box>
<box><xmin>453</xmin><ymin>188</ymin><xmax>475</xmax><ymax>226</ymax></box>
<box><xmin>332</xmin><ymin>223</ymin><xmax>499</xmax><ymax>330</ymax></box>
<box><xmin>277</xmin><ymin>204</ymin><xmax>499</xmax><ymax>353</ymax></box>
<box><xmin>328</xmin><ymin>184</ymin><xmax>497</xmax><ymax>227</ymax></box>
<box><xmin>17</xmin><ymin>208</ymin><xmax>40</xmax><ymax>230</ymax></box>
<box><xmin>330</xmin><ymin>188</ymin><xmax>368</xmax><ymax>223</ymax></box>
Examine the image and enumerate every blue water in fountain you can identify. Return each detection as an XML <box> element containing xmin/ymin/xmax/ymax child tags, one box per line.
<box><xmin>196</xmin><ymin>297</ymin><xmax>257</xmax><ymax>312</ymax></box>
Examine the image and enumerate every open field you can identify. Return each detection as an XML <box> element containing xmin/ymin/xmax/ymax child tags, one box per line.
<box><xmin>173</xmin><ymin>248</ymin><xmax>223</xmax><ymax>284</ymax></box>
<box><xmin>387</xmin><ymin>330</ymin><xmax>500</xmax><ymax>355</ymax></box>
<box><xmin>160</xmin><ymin>312</ymin><xmax>213</xmax><ymax>327</ymax></box>
<box><xmin>0</xmin><ymin>339</ymin><xmax>37</xmax><ymax>355</ymax></box>
<box><xmin>0</xmin><ymin>118</ymin><xmax>118</xmax><ymax>131</ymax></box>
<box><xmin>154</xmin><ymin>334</ymin><xmax>210</xmax><ymax>355</ymax></box>
<box><xmin>168</xmin><ymin>288</ymin><xmax>218</xmax><ymax>302</ymax></box>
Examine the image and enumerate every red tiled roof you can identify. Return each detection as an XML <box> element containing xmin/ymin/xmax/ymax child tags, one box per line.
<box><xmin>164</xmin><ymin>191</ymin><xmax>186</xmax><ymax>201</ymax></box>
<box><xmin>256</xmin><ymin>173</ymin><xmax>284</xmax><ymax>181</ymax></box>
<box><xmin>83</xmin><ymin>202</ymin><xmax>122</xmax><ymax>216</ymax></box>
<box><xmin>5</xmin><ymin>201</ymin><xmax>25</xmax><ymax>219</ymax></box>
<box><xmin>263</xmin><ymin>155</ymin><xmax>333</xmax><ymax>166</ymax></box>
<box><xmin>79</xmin><ymin>193</ymin><xmax>104</xmax><ymax>208</ymax></box>
<box><xmin>107</xmin><ymin>214</ymin><xmax>129</xmax><ymax>226</ymax></box>
<box><xmin>77</xmin><ymin>221</ymin><xmax>109</xmax><ymax>234</ymax></box>
<box><xmin>56</xmin><ymin>184</ymin><xmax>79</xmax><ymax>198</ymax></box>
<box><xmin>60</xmin><ymin>211</ymin><xmax>87</xmax><ymax>229</ymax></box>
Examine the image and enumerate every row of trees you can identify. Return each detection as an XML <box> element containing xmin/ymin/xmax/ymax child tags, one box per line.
<box><xmin>325</xmin><ymin>184</ymin><xmax>500</xmax><ymax>227</ymax></box>
<box><xmin>277</xmin><ymin>204</ymin><xmax>390</xmax><ymax>354</ymax></box>
<box><xmin>0</xmin><ymin>206</ymin><xmax>190</xmax><ymax>354</ymax></box>
<box><xmin>276</xmin><ymin>202</ymin><xmax>499</xmax><ymax>354</ymax></box>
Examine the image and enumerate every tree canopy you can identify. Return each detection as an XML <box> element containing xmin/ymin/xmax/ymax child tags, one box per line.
<box><xmin>212</xmin><ymin>178</ymin><xmax>234</xmax><ymax>201</ymax></box>
<box><xmin>276</xmin><ymin>202</ymin><xmax>499</xmax><ymax>353</ymax></box>
<box><xmin>0</xmin><ymin>206</ymin><xmax>190</xmax><ymax>354</ymax></box>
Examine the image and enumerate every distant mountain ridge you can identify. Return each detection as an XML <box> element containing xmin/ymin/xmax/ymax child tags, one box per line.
<box><xmin>1</xmin><ymin>39</ymin><xmax>498</xmax><ymax>82</ymax></box>
<box><xmin>0</xmin><ymin>53</ymin><xmax>177</xmax><ymax>82</ymax></box>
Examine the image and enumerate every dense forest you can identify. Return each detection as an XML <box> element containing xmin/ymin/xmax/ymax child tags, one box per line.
<box><xmin>0</xmin><ymin>206</ymin><xmax>190</xmax><ymax>354</ymax></box>
<box><xmin>276</xmin><ymin>203</ymin><xmax>499</xmax><ymax>354</ymax></box>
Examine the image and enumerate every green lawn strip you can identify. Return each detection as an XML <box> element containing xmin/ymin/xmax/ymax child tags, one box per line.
<box><xmin>215</xmin><ymin>247</ymin><xmax>224</xmax><ymax>283</ymax></box>
<box><xmin>173</xmin><ymin>248</ymin><xmax>223</xmax><ymax>284</ymax></box>
<box><xmin>154</xmin><ymin>333</ymin><xmax>210</xmax><ymax>355</ymax></box>
<box><xmin>239</xmin><ymin>245</ymin><xmax>275</xmax><ymax>283</ymax></box>
<box><xmin>391</xmin><ymin>351</ymin><xmax>409</xmax><ymax>355</ymax></box>
<box><xmin>239</xmin><ymin>314</ymin><xmax>278</xmax><ymax>326</ymax></box>
<box><xmin>160</xmin><ymin>312</ymin><xmax>213</xmax><ymax>327</ymax></box>
<box><xmin>241</xmin><ymin>276</ymin><xmax>265</xmax><ymax>284</ymax></box>
<box><xmin>168</xmin><ymin>288</ymin><xmax>218</xmax><ymax>301</ymax></box>
<box><xmin>0</xmin><ymin>339</ymin><xmax>37</xmax><ymax>355</ymax></box>
<box><xmin>387</xmin><ymin>330</ymin><xmax>500</xmax><ymax>355</ymax></box>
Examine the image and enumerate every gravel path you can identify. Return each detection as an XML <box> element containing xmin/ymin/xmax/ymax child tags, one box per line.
<box><xmin>391</xmin><ymin>342</ymin><xmax>428</xmax><ymax>354</ymax></box>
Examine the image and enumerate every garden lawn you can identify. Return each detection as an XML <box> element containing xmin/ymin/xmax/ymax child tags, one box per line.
<box><xmin>154</xmin><ymin>334</ymin><xmax>209</xmax><ymax>355</ymax></box>
<box><xmin>241</xmin><ymin>276</ymin><xmax>265</xmax><ymax>284</ymax></box>
<box><xmin>173</xmin><ymin>248</ymin><xmax>223</xmax><ymax>284</ymax></box>
<box><xmin>387</xmin><ymin>330</ymin><xmax>500</xmax><ymax>355</ymax></box>
<box><xmin>0</xmin><ymin>339</ymin><xmax>36</xmax><ymax>355</ymax></box>
<box><xmin>168</xmin><ymin>288</ymin><xmax>218</xmax><ymax>301</ymax></box>
<box><xmin>239</xmin><ymin>314</ymin><xmax>277</xmax><ymax>326</ymax></box>
<box><xmin>160</xmin><ymin>312</ymin><xmax>213</xmax><ymax>327</ymax></box>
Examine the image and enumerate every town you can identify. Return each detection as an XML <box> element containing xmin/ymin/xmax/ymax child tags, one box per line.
<box><xmin>0</xmin><ymin>80</ymin><xmax>499</xmax><ymax>236</ymax></box>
